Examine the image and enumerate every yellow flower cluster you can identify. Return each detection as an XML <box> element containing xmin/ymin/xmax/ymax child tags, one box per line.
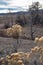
<box><xmin>12</xmin><ymin>24</ymin><xmax>22</xmax><ymax>33</ymax></box>
<box><xmin>0</xmin><ymin>46</ymin><xmax>43</xmax><ymax>65</ymax></box>
<box><xmin>6</xmin><ymin>24</ymin><xmax>23</xmax><ymax>37</ymax></box>
<box><xmin>0</xmin><ymin>52</ymin><xmax>29</xmax><ymax>65</ymax></box>
<box><xmin>6</xmin><ymin>28</ymin><xmax>13</xmax><ymax>36</ymax></box>
<box><xmin>34</xmin><ymin>36</ymin><xmax>43</xmax><ymax>46</ymax></box>
<box><xmin>28</xmin><ymin>46</ymin><xmax>43</xmax><ymax>63</ymax></box>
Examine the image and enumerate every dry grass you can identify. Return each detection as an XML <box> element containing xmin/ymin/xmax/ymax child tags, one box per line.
<box><xmin>0</xmin><ymin>25</ymin><xmax>43</xmax><ymax>65</ymax></box>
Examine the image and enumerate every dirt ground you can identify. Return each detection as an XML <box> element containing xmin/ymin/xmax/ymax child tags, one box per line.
<box><xmin>0</xmin><ymin>37</ymin><xmax>36</xmax><ymax>57</ymax></box>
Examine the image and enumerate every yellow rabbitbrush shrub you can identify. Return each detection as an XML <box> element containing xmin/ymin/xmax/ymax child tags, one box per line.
<box><xmin>34</xmin><ymin>37</ymin><xmax>39</xmax><ymax>43</ymax></box>
<box><xmin>28</xmin><ymin>46</ymin><xmax>43</xmax><ymax>63</ymax></box>
<box><xmin>12</xmin><ymin>24</ymin><xmax>22</xmax><ymax>33</ymax></box>
<box><xmin>0</xmin><ymin>50</ymin><xmax>43</xmax><ymax>65</ymax></box>
<box><xmin>10</xmin><ymin>53</ymin><xmax>22</xmax><ymax>60</ymax></box>
<box><xmin>17</xmin><ymin>60</ymin><xmax>23</xmax><ymax>65</ymax></box>
<box><xmin>6</xmin><ymin>28</ymin><xmax>13</xmax><ymax>36</ymax></box>
<box><xmin>6</xmin><ymin>24</ymin><xmax>23</xmax><ymax>37</ymax></box>
<box><xmin>39</xmin><ymin>36</ymin><xmax>43</xmax><ymax>43</ymax></box>
<box><xmin>31</xmin><ymin>46</ymin><xmax>39</xmax><ymax>52</ymax></box>
<box><xmin>0</xmin><ymin>52</ymin><xmax>29</xmax><ymax>65</ymax></box>
<box><xmin>34</xmin><ymin>36</ymin><xmax>43</xmax><ymax>46</ymax></box>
